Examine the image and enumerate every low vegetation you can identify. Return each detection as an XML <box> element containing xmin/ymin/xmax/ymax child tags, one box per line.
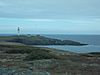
<box><xmin>0</xmin><ymin>42</ymin><xmax>99</xmax><ymax>75</ymax></box>
<box><xmin>0</xmin><ymin>44</ymin><xmax>59</xmax><ymax>61</ymax></box>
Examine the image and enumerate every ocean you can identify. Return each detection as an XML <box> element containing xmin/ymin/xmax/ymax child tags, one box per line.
<box><xmin>40</xmin><ymin>35</ymin><xmax>100</xmax><ymax>53</ymax></box>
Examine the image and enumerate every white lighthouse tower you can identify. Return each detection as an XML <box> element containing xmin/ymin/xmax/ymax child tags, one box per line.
<box><xmin>17</xmin><ymin>27</ymin><xmax>20</xmax><ymax>36</ymax></box>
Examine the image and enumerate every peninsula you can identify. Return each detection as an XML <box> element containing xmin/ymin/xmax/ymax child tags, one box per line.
<box><xmin>0</xmin><ymin>35</ymin><xmax>87</xmax><ymax>46</ymax></box>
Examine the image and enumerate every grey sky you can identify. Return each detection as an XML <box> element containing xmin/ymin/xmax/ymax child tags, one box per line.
<box><xmin>0</xmin><ymin>0</ymin><xmax>100</xmax><ymax>34</ymax></box>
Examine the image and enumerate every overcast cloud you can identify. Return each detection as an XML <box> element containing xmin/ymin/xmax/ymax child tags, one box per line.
<box><xmin>0</xmin><ymin>0</ymin><xmax>100</xmax><ymax>34</ymax></box>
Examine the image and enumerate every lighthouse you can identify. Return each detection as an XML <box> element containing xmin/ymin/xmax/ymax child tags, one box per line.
<box><xmin>17</xmin><ymin>27</ymin><xmax>20</xmax><ymax>36</ymax></box>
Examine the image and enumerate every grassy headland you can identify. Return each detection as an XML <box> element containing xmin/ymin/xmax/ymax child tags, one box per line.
<box><xmin>0</xmin><ymin>35</ymin><xmax>87</xmax><ymax>46</ymax></box>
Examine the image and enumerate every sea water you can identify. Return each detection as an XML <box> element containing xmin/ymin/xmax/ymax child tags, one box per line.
<box><xmin>41</xmin><ymin>35</ymin><xmax>100</xmax><ymax>53</ymax></box>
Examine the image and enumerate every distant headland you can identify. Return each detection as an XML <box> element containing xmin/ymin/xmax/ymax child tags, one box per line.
<box><xmin>0</xmin><ymin>35</ymin><xmax>88</xmax><ymax>46</ymax></box>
